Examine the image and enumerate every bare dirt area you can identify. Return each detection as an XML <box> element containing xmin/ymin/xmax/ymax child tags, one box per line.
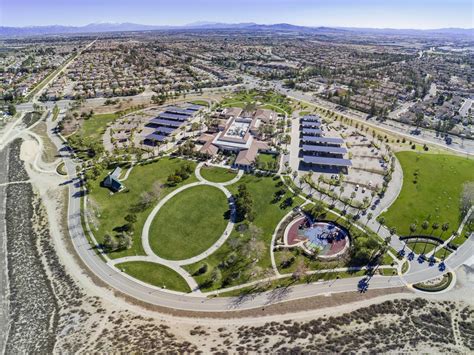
<box><xmin>3</xmin><ymin>136</ymin><xmax>473</xmax><ymax>352</ymax></box>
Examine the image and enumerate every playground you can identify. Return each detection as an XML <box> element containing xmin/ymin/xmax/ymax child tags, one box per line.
<box><xmin>285</xmin><ymin>216</ymin><xmax>350</xmax><ymax>259</ymax></box>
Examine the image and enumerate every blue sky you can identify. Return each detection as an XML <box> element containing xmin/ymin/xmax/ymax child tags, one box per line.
<box><xmin>1</xmin><ymin>0</ymin><xmax>473</xmax><ymax>28</ymax></box>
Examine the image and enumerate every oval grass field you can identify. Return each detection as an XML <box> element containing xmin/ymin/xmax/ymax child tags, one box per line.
<box><xmin>149</xmin><ymin>185</ymin><xmax>229</xmax><ymax>260</ymax></box>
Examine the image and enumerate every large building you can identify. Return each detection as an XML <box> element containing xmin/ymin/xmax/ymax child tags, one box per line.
<box><xmin>196</xmin><ymin>107</ymin><xmax>277</xmax><ymax>170</ymax></box>
<box><xmin>142</xmin><ymin>104</ymin><xmax>202</xmax><ymax>146</ymax></box>
<box><xmin>299</xmin><ymin>115</ymin><xmax>352</xmax><ymax>173</ymax></box>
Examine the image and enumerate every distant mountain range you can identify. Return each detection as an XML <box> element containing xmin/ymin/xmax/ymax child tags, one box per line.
<box><xmin>0</xmin><ymin>22</ymin><xmax>472</xmax><ymax>38</ymax></box>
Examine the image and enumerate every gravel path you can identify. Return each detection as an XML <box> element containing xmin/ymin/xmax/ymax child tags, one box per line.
<box><xmin>0</xmin><ymin>145</ymin><xmax>9</xmax><ymax>354</ymax></box>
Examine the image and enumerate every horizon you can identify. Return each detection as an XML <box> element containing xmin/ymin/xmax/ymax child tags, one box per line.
<box><xmin>1</xmin><ymin>0</ymin><xmax>473</xmax><ymax>29</ymax></box>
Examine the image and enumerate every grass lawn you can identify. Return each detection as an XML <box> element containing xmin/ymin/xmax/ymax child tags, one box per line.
<box><xmin>80</xmin><ymin>113</ymin><xmax>118</xmax><ymax>143</ymax></box>
<box><xmin>200</xmin><ymin>166</ymin><xmax>237</xmax><ymax>183</ymax></box>
<box><xmin>116</xmin><ymin>261</ymin><xmax>191</xmax><ymax>292</ymax></box>
<box><xmin>380</xmin><ymin>152</ymin><xmax>474</xmax><ymax>239</ymax></box>
<box><xmin>190</xmin><ymin>100</ymin><xmax>209</xmax><ymax>107</ymax></box>
<box><xmin>183</xmin><ymin>174</ymin><xmax>304</xmax><ymax>291</ymax></box>
<box><xmin>406</xmin><ymin>241</ymin><xmax>438</xmax><ymax>255</ymax></box>
<box><xmin>257</xmin><ymin>153</ymin><xmax>279</xmax><ymax>171</ymax></box>
<box><xmin>149</xmin><ymin>185</ymin><xmax>229</xmax><ymax>260</ymax></box>
<box><xmin>87</xmin><ymin>157</ymin><xmax>198</xmax><ymax>258</ymax></box>
<box><xmin>220</xmin><ymin>89</ymin><xmax>294</xmax><ymax>114</ymax></box>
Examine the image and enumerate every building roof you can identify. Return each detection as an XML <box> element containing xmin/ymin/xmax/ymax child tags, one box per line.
<box><xmin>234</xmin><ymin>140</ymin><xmax>268</xmax><ymax>166</ymax></box>
<box><xmin>200</xmin><ymin>141</ymin><xmax>219</xmax><ymax>156</ymax></box>
<box><xmin>222</xmin><ymin>107</ymin><xmax>243</xmax><ymax>118</ymax></box>
<box><xmin>253</xmin><ymin>108</ymin><xmax>277</xmax><ymax>123</ymax></box>
<box><xmin>301</xmin><ymin>145</ymin><xmax>348</xmax><ymax>154</ymax></box>
<box><xmin>303</xmin><ymin>155</ymin><xmax>352</xmax><ymax>167</ymax></box>
<box><xmin>301</xmin><ymin>136</ymin><xmax>344</xmax><ymax>144</ymax></box>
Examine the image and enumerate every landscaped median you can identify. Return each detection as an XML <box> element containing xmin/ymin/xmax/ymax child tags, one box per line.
<box><xmin>413</xmin><ymin>272</ymin><xmax>454</xmax><ymax>293</ymax></box>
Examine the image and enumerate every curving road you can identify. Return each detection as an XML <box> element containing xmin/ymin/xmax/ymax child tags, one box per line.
<box><xmin>2</xmin><ymin>95</ymin><xmax>465</xmax><ymax>312</ymax></box>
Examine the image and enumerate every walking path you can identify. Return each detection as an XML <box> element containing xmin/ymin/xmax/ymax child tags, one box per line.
<box><xmin>106</xmin><ymin>162</ymin><xmax>244</xmax><ymax>292</ymax></box>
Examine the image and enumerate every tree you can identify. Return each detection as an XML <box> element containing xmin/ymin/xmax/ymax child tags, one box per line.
<box><xmin>279</xmin><ymin>250</ymin><xmax>295</xmax><ymax>268</ymax></box>
<box><xmin>431</xmin><ymin>222</ymin><xmax>440</xmax><ymax>236</ymax></box>
<box><xmin>103</xmin><ymin>234</ymin><xmax>117</xmax><ymax>252</ymax></box>
<box><xmin>409</xmin><ymin>223</ymin><xmax>417</xmax><ymax>236</ymax></box>
<box><xmin>377</xmin><ymin>216</ymin><xmax>385</xmax><ymax>232</ymax></box>
<box><xmin>441</xmin><ymin>223</ymin><xmax>450</xmax><ymax>237</ymax></box>
<box><xmin>292</xmin><ymin>261</ymin><xmax>309</xmax><ymax>281</ymax></box>
<box><xmin>235</xmin><ymin>184</ymin><xmax>255</xmax><ymax>222</ymax></box>
<box><xmin>117</xmin><ymin>232</ymin><xmax>132</xmax><ymax>250</ymax></box>
<box><xmin>366</xmin><ymin>212</ymin><xmax>373</xmax><ymax>226</ymax></box>
<box><xmin>421</xmin><ymin>220</ymin><xmax>430</xmax><ymax>234</ymax></box>
<box><xmin>311</xmin><ymin>200</ymin><xmax>325</xmax><ymax>219</ymax></box>
<box><xmin>7</xmin><ymin>103</ymin><xmax>16</xmax><ymax>116</ymax></box>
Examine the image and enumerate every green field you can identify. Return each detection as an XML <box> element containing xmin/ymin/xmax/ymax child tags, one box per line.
<box><xmin>149</xmin><ymin>185</ymin><xmax>229</xmax><ymax>260</ymax></box>
<box><xmin>116</xmin><ymin>261</ymin><xmax>191</xmax><ymax>292</ymax></box>
<box><xmin>381</xmin><ymin>152</ymin><xmax>474</xmax><ymax>239</ymax></box>
<box><xmin>87</xmin><ymin>157</ymin><xmax>198</xmax><ymax>258</ymax></box>
<box><xmin>80</xmin><ymin>113</ymin><xmax>119</xmax><ymax>142</ymax></box>
<box><xmin>183</xmin><ymin>175</ymin><xmax>304</xmax><ymax>291</ymax></box>
<box><xmin>190</xmin><ymin>100</ymin><xmax>210</xmax><ymax>107</ymax></box>
<box><xmin>220</xmin><ymin>89</ymin><xmax>294</xmax><ymax>114</ymax></box>
<box><xmin>199</xmin><ymin>166</ymin><xmax>237</xmax><ymax>183</ymax></box>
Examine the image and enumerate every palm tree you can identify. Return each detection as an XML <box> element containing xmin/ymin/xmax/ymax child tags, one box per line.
<box><xmin>431</xmin><ymin>222</ymin><xmax>440</xmax><ymax>236</ymax></box>
<box><xmin>366</xmin><ymin>212</ymin><xmax>373</xmax><ymax>226</ymax></box>
<box><xmin>440</xmin><ymin>223</ymin><xmax>450</xmax><ymax>238</ymax></box>
<box><xmin>377</xmin><ymin>216</ymin><xmax>385</xmax><ymax>233</ymax></box>
<box><xmin>421</xmin><ymin>220</ymin><xmax>429</xmax><ymax>235</ymax></box>
<box><xmin>409</xmin><ymin>223</ymin><xmax>417</xmax><ymax>236</ymax></box>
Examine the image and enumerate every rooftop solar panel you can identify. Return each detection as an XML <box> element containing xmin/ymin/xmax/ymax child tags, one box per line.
<box><xmin>155</xmin><ymin>126</ymin><xmax>175</xmax><ymax>134</ymax></box>
<box><xmin>301</xmin><ymin>115</ymin><xmax>321</xmax><ymax>122</ymax></box>
<box><xmin>164</xmin><ymin>107</ymin><xmax>193</xmax><ymax>116</ymax></box>
<box><xmin>301</xmin><ymin>121</ymin><xmax>321</xmax><ymax>127</ymax></box>
<box><xmin>302</xmin><ymin>128</ymin><xmax>322</xmax><ymax>135</ymax></box>
<box><xmin>158</xmin><ymin>112</ymin><xmax>190</xmax><ymax>121</ymax></box>
<box><xmin>301</xmin><ymin>136</ymin><xmax>344</xmax><ymax>144</ymax></box>
<box><xmin>303</xmin><ymin>155</ymin><xmax>352</xmax><ymax>167</ymax></box>
<box><xmin>145</xmin><ymin>133</ymin><xmax>167</xmax><ymax>142</ymax></box>
<box><xmin>149</xmin><ymin>118</ymin><xmax>183</xmax><ymax>127</ymax></box>
<box><xmin>301</xmin><ymin>145</ymin><xmax>348</xmax><ymax>154</ymax></box>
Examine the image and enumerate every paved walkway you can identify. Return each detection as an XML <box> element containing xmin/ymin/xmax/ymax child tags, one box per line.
<box><xmin>109</xmin><ymin>162</ymin><xmax>245</xmax><ymax>292</ymax></box>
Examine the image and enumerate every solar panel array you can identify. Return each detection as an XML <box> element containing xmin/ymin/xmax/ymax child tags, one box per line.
<box><xmin>299</xmin><ymin>115</ymin><xmax>352</xmax><ymax>168</ymax></box>
<box><xmin>144</xmin><ymin>105</ymin><xmax>201</xmax><ymax>145</ymax></box>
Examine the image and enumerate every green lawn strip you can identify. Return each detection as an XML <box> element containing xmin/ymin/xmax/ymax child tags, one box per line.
<box><xmin>116</xmin><ymin>261</ymin><xmax>191</xmax><ymax>293</ymax></box>
<box><xmin>434</xmin><ymin>248</ymin><xmax>452</xmax><ymax>260</ymax></box>
<box><xmin>380</xmin><ymin>152</ymin><xmax>474</xmax><ymax>238</ymax></box>
<box><xmin>450</xmin><ymin>222</ymin><xmax>473</xmax><ymax>247</ymax></box>
<box><xmin>190</xmin><ymin>100</ymin><xmax>210</xmax><ymax>107</ymax></box>
<box><xmin>149</xmin><ymin>185</ymin><xmax>229</xmax><ymax>260</ymax></box>
<box><xmin>183</xmin><ymin>175</ymin><xmax>304</xmax><ymax>291</ymax></box>
<box><xmin>216</xmin><ymin>270</ymin><xmax>367</xmax><ymax>298</ymax></box>
<box><xmin>401</xmin><ymin>260</ymin><xmax>409</xmax><ymax>274</ymax></box>
<box><xmin>406</xmin><ymin>241</ymin><xmax>438</xmax><ymax>255</ymax></box>
<box><xmin>199</xmin><ymin>166</ymin><xmax>237</xmax><ymax>183</ymax></box>
<box><xmin>299</xmin><ymin>111</ymin><xmax>311</xmax><ymax>116</ymax></box>
<box><xmin>87</xmin><ymin>157</ymin><xmax>198</xmax><ymax>258</ymax></box>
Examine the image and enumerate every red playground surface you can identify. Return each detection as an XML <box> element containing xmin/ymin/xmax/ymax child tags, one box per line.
<box><xmin>286</xmin><ymin>216</ymin><xmax>349</xmax><ymax>257</ymax></box>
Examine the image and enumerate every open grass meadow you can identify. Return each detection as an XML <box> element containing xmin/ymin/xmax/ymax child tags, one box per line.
<box><xmin>220</xmin><ymin>89</ymin><xmax>294</xmax><ymax>115</ymax></box>
<box><xmin>199</xmin><ymin>166</ymin><xmax>237</xmax><ymax>183</ymax></box>
<box><xmin>87</xmin><ymin>157</ymin><xmax>198</xmax><ymax>258</ymax></box>
<box><xmin>381</xmin><ymin>152</ymin><xmax>474</xmax><ymax>239</ymax></box>
<box><xmin>115</xmin><ymin>261</ymin><xmax>191</xmax><ymax>292</ymax></box>
<box><xmin>183</xmin><ymin>174</ymin><xmax>304</xmax><ymax>291</ymax></box>
<box><xmin>149</xmin><ymin>185</ymin><xmax>229</xmax><ymax>260</ymax></box>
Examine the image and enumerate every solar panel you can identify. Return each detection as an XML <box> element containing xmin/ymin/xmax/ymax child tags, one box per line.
<box><xmin>301</xmin><ymin>145</ymin><xmax>347</xmax><ymax>154</ymax></box>
<box><xmin>301</xmin><ymin>115</ymin><xmax>320</xmax><ymax>122</ymax></box>
<box><xmin>149</xmin><ymin>118</ymin><xmax>183</xmax><ymax>127</ymax></box>
<box><xmin>301</xmin><ymin>121</ymin><xmax>321</xmax><ymax>127</ymax></box>
<box><xmin>303</xmin><ymin>155</ymin><xmax>352</xmax><ymax>167</ymax></box>
<box><xmin>145</xmin><ymin>133</ymin><xmax>167</xmax><ymax>142</ymax></box>
<box><xmin>164</xmin><ymin>107</ymin><xmax>193</xmax><ymax>116</ymax></box>
<box><xmin>155</xmin><ymin>126</ymin><xmax>175</xmax><ymax>134</ymax></box>
<box><xmin>158</xmin><ymin>112</ymin><xmax>190</xmax><ymax>121</ymax></box>
<box><xmin>302</xmin><ymin>128</ymin><xmax>322</xmax><ymax>135</ymax></box>
<box><xmin>301</xmin><ymin>136</ymin><xmax>344</xmax><ymax>144</ymax></box>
